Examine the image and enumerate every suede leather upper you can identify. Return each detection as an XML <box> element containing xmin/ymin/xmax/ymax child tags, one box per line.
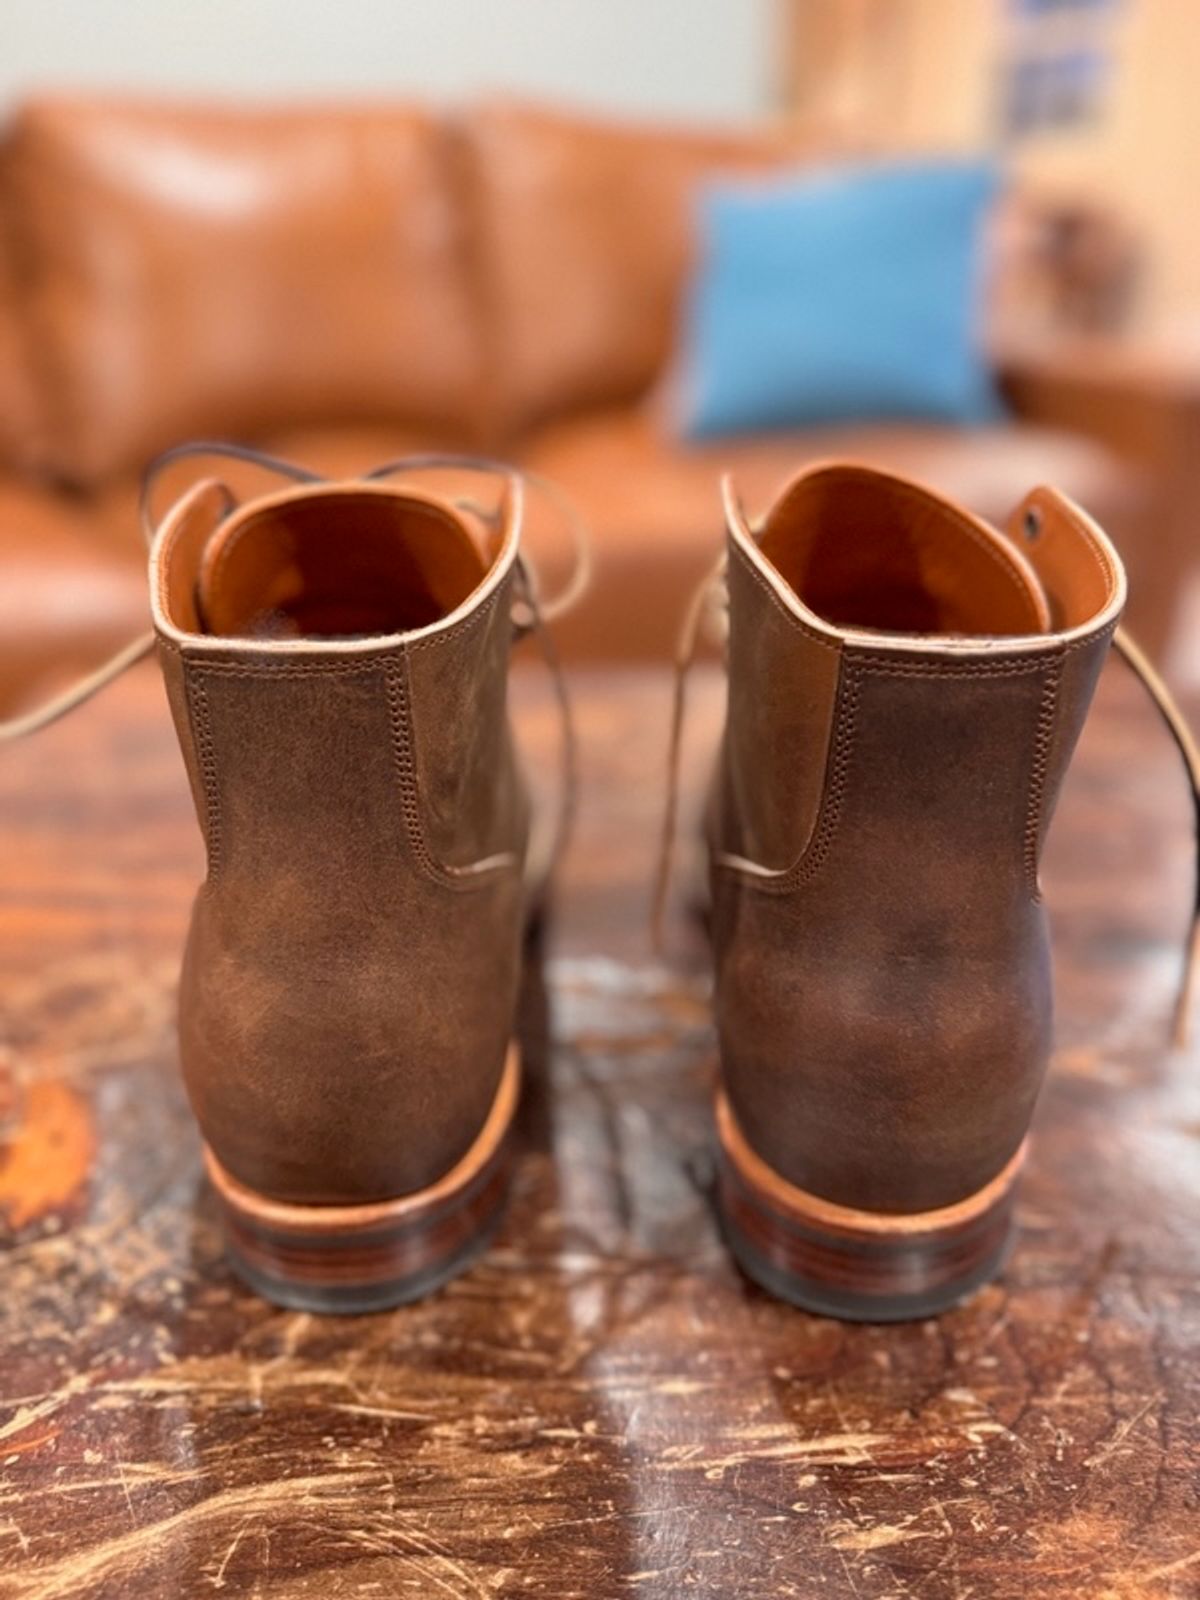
<box><xmin>152</xmin><ymin>476</ymin><xmax>531</xmax><ymax>1206</ymax></box>
<box><xmin>711</xmin><ymin>465</ymin><xmax>1125</xmax><ymax>1214</ymax></box>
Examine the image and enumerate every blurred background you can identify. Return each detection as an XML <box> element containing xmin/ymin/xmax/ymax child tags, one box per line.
<box><xmin>2</xmin><ymin>0</ymin><xmax>1198</xmax><ymax>718</ymax></box>
<box><xmin>3</xmin><ymin>0</ymin><xmax>776</xmax><ymax>121</ymax></box>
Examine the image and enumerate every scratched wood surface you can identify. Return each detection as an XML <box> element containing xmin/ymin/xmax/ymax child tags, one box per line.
<box><xmin>0</xmin><ymin>658</ymin><xmax>1197</xmax><ymax>1600</ymax></box>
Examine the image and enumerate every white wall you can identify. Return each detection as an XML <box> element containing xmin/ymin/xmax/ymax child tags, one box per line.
<box><xmin>2</xmin><ymin>0</ymin><xmax>779</xmax><ymax>123</ymax></box>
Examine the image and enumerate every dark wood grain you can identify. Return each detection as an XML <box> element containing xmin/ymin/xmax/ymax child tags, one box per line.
<box><xmin>0</xmin><ymin>655</ymin><xmax>1197</xmax><ymax>1599</ymax></box>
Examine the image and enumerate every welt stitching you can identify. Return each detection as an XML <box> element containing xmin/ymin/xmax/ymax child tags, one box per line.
<box><xmin>186</xmin><ymin>674</ymin><xmax>223</xmax><ymax>881</ymax></box>
<box><xmin>1023</xmin><ymin>656</ymin><xmax>1063</xmax><ymax>898</ymax></box>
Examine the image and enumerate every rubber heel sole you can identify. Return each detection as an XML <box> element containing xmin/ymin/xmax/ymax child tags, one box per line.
<box><xmin>204</xmin><ymin>1046</ymin><xmax>520</xmax><ymax>1314</ymax></box>
<box><xmin>715</xmin><ymin>1088</ymin><xmax>1023</xmax><ymax>1322</ymax></box>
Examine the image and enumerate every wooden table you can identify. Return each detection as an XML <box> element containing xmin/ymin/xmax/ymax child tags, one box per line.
<box><xmin>0</xmin><ymin>658</ymin><xmax>1197</xmax><ymax>1600</ymax></box>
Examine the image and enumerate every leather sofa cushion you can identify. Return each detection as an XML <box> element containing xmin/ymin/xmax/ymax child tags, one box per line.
<box><xmin>460</xmin><ymin>102</ymin><xmax>804</xmax><ymax>439</ymax></box>
<box><xmin>4</xmin><ymin>99</ymin><xmax>480</xmax><ymax>487</ymax></box>
<box><xmin>0</xmin><ymin>475</ymin><xmax>147</xmax><ymax>718</ymax></box>
<box><xmin>519</xmin><ymin>408</ymin><xmax>1146</xmax><ymax>660</ymax></box>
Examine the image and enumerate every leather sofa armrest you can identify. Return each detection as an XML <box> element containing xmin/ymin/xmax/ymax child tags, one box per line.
<box><xmin>998</xmin><ymin>336</ymin><xmax>1200</xmax><ymax>660</ymax></box>
<box><xmin>998</xmin><ymin>336</ymin><xmax>1200</xmax><ymax>464</ymax></box>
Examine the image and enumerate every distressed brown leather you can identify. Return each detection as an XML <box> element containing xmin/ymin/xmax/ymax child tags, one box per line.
<box><xmin>711</xmin><ymin>464</ymin><xmax>1125</xmax><ymax>1214</ymax></box>
<box><xmin>6</xmin><ymin>98</ymin><xmax>480</xmax><ymax>485</ymax></box>
<box><xmin>151</xmin><ymin>475</ymin><xmax>532</xmax><ymax>1205</ymax></box>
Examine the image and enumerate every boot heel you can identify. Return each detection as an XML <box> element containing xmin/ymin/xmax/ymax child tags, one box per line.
<box><xmin>715</xmin><ymin>1088</ymin><xmax>1023</xmax><ymax>1322</ymax></box>
<box><xmin>204</xmin><ymin>1047</ymin><xmax>519</xmax><ymax>1314</ymax></box>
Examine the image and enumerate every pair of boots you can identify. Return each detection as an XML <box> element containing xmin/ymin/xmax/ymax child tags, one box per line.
<box><xmin>18</xmin><ymin>445</ymin><xmax>1197</xmax><ymax>1322</ymax></box>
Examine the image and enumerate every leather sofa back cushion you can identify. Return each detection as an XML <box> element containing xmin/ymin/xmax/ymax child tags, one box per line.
<box><xmin>6</xmin><ymin>100</ymin><xmax>479</xmax><ymax>485</ymax></box>
<box><xmin>461</xmin><ymin>103</ymin><xmax>806</xmax><ymax>437</ymax></box>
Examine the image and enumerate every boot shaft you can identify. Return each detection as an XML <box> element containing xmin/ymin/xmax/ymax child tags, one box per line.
<box><xmin>152</xmin><ymin>475</ymin><xmax>530</xmax><ymax>1207</ymax></box>
<box><xmin>720</xmin><ymin>470</ymin><xmax>1120</xmax><ymax>886</ymax></box>
<box><xmin>713</xmin><ymin>466</ymin><xmax>1125</xmax><ymax>1215</ymax></box>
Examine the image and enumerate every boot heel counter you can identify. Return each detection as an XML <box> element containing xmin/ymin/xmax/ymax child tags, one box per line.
<box><xmin>716</xmin><ymin>1084</ymin><xmax>1024</xmax><ymax>1320</ymax></box>
<box><xmin>718</xmin><ymin>900</ymin><xmax>1054</xmax><ymax>1213</ymax></box>
<box><xmin>718</xmin><ymin>649</ymin><xmax>1067</xmax><ymax>1215</ymax></box>
<box><xmin>177</xmin><ymin>877</ymin><xmax>522</xmax><ymax>1206</ymax></box>
<box><xmin>172</xmin><ymin>652</ymin><xmax>522</xmax><ymax>1207</ymax></box>
<box><xmin>202</xmin><ymin>1047</ymin><xmax>520</xmax><ymax>1314</ymax></box>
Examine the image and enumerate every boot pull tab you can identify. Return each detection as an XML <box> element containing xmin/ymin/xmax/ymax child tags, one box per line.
<box><xmin>1005</xmin><ymin>484</ymin><xmax>1119</xmax><ymax>629</ymax></box>
<box><xmin>139</xmin><ymin>439</ymin><xmax>323</xmax><ymax>551</ymax></box>
<box><xmin>140</xmin><ymin>441</ymin><xmax>323</xmax><ymax>636</ymax></box>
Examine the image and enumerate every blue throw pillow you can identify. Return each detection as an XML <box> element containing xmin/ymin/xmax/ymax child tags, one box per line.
<box><xmin>674</xmin><ymin>159</ymin><xmax>1004</xmax><ymax>439</ymax></box>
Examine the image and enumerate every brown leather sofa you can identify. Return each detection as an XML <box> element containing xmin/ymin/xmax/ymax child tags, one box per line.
<box><xmin>1</xmin><ymin>95</ymin><xmax>1195</xmax><ymax>717</ymax></box>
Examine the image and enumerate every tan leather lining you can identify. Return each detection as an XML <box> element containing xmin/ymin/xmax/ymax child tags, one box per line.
<box><xmin>759</xmin><ymin>464</ymin><xmax>1052</xmax><ymax>637</ymax></box>
<box><xmin>198</xmin><ymin>490</ymin><xmax>488</xmax><ymax>640</ymax></box>
<box><xmin>156</xmin><ymin>478</ymin><xmax>508</xmax><ymax>644</ymax></box>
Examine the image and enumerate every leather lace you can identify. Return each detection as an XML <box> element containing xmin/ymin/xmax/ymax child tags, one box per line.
<box><xmin>652</xmin><ymin>558</ymin><xmax>1200</xmax><ymax>1049</ymax></box>
<box><xmin>0</xmin><ymin>442</ymin><xmax>591</xmax><ymax>873</ymax></box>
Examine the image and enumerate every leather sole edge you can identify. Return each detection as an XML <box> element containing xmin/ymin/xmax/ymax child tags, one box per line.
<box><xmin>204</xmin><ymin>1045</ymin><xmax>520</xmax><ymax>1314</ymax></box>
<box><xmin>714</xmin><ymin>1086</ymin><xmax>1024</xmax><ymax>1322</ymax></box>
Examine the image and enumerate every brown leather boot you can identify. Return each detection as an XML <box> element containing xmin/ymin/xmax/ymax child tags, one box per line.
<box><xmin>703</xmin><ymin>463</ymin><xmax>1136</xmax><ymax>1321</ymax></box>
<box><xmin>148</xmin><ymin>451</ymin><xmax>557</xmax><ymax>1312</ymax></box>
